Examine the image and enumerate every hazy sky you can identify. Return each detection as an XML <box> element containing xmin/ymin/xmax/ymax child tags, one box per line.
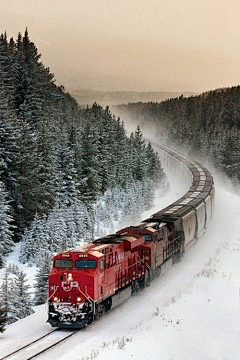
<box><xmin>1</xmin><ymin>0</ymin><xmax>239</xmax><ymax>92</ymax></box>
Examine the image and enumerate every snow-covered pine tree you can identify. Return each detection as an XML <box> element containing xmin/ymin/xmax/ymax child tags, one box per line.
<box><xmin>47</xmin><ymin>205</ymin><xmax>68</xmax><ymax>252</ymax></box>
<box><xmin>11</xmin><ymin>29</ymin><xmax>56</xmax><ymax>230</ymax></box>
<box><xmin>0</xmin><ymin>303</ymin><xmax>7</xmax><ymax>333</ymax></box>
<box><xmin>52</xmin><ymin>137</ymin><xmax>79</xmax><ymax>206</ymax></box>
<box><xmin>131</xmin><ymin>126</ymin><xmax>147</xmax><ymax>181</ymax></box>
<box><xmin>20</xmin><ymin>214</ymin><xmax>48</xmax><ymax>265</ymax></box>
<box><xmin>0</xmin><ymin>268</ymin><xmax>15</xmax><ymax>324</ymax></box>
<box><xmin>0</xmin><ymin>180</ymin><xmax>14</xmax><ymax>267</ymax></box>
<box><xmin>6</xmin><ymin>263</ymin><xmax>20</xmax><ymax>275</ymax></box>
<box><xmin>12</xmin><ymin>269</ymin><xmax>34</xmax><ymax>320</ymax></box>
<box><xmin>33</xmin><ymin>252</ymin><xmax>52</xmax><ymax>305</ymax></box>
<box><xmin>72</xmin><ymin>199</ymin><xmax>91</xmax><ymax>242</ymax></box>
<box><xmin>112</xmin><ymin>118</ymin><xmax>129</xmax><ymax>188</ymax></box>
<box><xmin>78</xmin><ymin>110</ymin><xmax>101</xmax><ymax>203</ymax></box>
<box><xmin>0</xmin><ymin>33</ymin><xmax>20</xmax><ymax>197</ymax></box>
<box><xmin>217</xmin><ymin>128</ymin><xmax>240</xmax><ymax>183</ymax></box>
<box><xmin>143</xmin><ymin>141</ymin><xmax>165</xmax><ymax>210</ymax></box>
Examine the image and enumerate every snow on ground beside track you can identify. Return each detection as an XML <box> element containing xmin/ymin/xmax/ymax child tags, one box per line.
<box><xmin>1</xmin><ymin>181</ymin><xmax>240</xmax><ymax>360</ymax></box>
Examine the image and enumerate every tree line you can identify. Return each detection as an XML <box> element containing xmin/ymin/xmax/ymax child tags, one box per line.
<box><xmin>0</xmin><ymin>30</ymin><xmax>164</xmax><ymax>330</ymax></box>
<box><xmin>116</xmin><ymin>86</ymin><xmax>240</xmax><ymax>183</ymax></box>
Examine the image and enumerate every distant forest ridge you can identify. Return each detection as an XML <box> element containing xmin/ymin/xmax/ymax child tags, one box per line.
<box><xmin>115</xmin><ymin>85</ymin><xmax>240</xmax><ymax>183</ymax></box>
<box><xmin>70</xmin><ymin>89</ymin><xmax>198</xmax><ymax>106</ymax></box>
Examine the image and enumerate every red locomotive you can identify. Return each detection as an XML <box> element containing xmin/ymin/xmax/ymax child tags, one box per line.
<box><xmin>48</xmin><ymin>233</ymin><xmax>147</xmax><ymax>328</ymax></box>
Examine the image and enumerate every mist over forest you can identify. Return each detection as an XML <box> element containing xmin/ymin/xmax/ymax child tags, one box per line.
<box><xmin>116</xmin><ymin>86</ymin><xmax>240</xmax><ymax>184</ymax></box>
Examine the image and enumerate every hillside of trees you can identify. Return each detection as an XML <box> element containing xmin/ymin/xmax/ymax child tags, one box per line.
<box><xmin>116</xmin><ymin>86</ymin><xmax>240</xmax><ymax>183</ymax></box>
<box><xmin>0</xmin><ymin>30</ymin><xmax>165</xmax><ymax>327</ymax></box>
<box><xmin>0</xmin><ymin>29</ymin><xmax>164</xmax><ymax>263</ymax></box>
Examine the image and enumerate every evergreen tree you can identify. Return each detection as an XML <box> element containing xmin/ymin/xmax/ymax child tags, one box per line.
<box><xmin>112</xmin><ymin>118</ymin><xmax>129</xmax><ymax>187</ymax></box>
<box><xmin>78</xmin><ymin>110</ymin><xmax>101</xmax><ymax>202</ymax></box>
<box><xmin>0</xmin><ymin>180</ymin><xmax>14</xmax><ymax>268</ymax></box>
<box><xmin>0</xmin><ymin>268</ymin><xmax>15</xmax><ymax>324</ymax></box>
<box><xmin>12</xmin><ymin>269</ymin><xmax>34</xmax><ymax>320</ymax></box>
<box><xmin>20</xmin><ymin>214</ymin><xmax>47</xmax><ymax>265</ymax></box>
<box><xmin>33</xmin><ymin>252</ymin><xmax>52</xmax><ymax>305</ymax></box>
<box><xmin>130</xmin><ymin>126</ymin><xmax>147</xmax><ymax>181</ymax></box>
<box><xmin>0</xmin><ymin>33</ymin><xmax>19</xmax><ymax>200</ymax></box>
<box><xmin>52</xmin><ymin>137</ymin><xmax>79</xmax><ymax>206</ymax></box>
<box><xmin>217</xmin><ymin>128</ymin><xmax>240</xmax><ymax>182</ymax></box>
<box><xmin>0</xmin><ymin>303</ymin><xmax>7</xmax><ymax>333</ymax></box>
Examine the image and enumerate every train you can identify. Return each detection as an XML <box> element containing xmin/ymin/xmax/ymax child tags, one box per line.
<box><xmin>47</xmin><ymin>142</ymin><xmax>214</xmax><ymax>328</ymax></box>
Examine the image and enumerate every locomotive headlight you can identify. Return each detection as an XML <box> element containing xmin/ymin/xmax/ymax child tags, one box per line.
<box><xmin>68</xmin><ymin>273</ymin><xmax>73</xmax><ymax>281</ymax></box>
<box><xmin>50</xmin><ymin>285</ymin><xmax>55</xmax><ymax>291</ymax></box>
<box><xmin>53</xmin><ymin>297</ymin><xmax>58</xmax><ymax>302</ymax></box>
<box><xmin>77</xmin><ymin>297</ymin><xmax>81</xmax><ymax>302</ymax></box>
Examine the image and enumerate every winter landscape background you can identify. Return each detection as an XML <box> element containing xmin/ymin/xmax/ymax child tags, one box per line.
<box><xmin>0</xmin><ymin>1</ymin><xmax>240</xmax><ymax>358</ymax></box>
<box><xmin>0</xmin><ymin>31</ymin><xmax>239</xmax><ymax>360</ymax></box>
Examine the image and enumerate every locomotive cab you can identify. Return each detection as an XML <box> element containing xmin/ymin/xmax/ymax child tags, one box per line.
<box><xmin>48</xmin><ymin>234</ymin><xmax>146</xmax><ymax>328</ymax></box>
<box><xmin>48</xmin><ymin>249</ymin><xmax>104</xmax><ymax>328</ymax></box>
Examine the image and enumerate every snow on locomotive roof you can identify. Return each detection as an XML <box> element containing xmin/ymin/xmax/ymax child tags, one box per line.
<box><xmin>70</xmin><ymin>244</ymin><xmax>108</xmax><ymax>257</ymax></box>
<box><xmin>144</xmin><ymin>221</ymin><xmax>167</xmax><ymax>228</ymax></box>
<box><xmin>89</xmin><ymin>250</ymin><xmax>105</xmax><ymax>258</ymax></box>
<box><xmin>145</xmin><ymin>227</ymin><xmax>157</xmax><ymax>233</ymax></box>
<box><xmin>131</xmin><ymin>221</ymin><xmax>164</xmax><ymax>228</ymax></box>
<box><xmin>92</xmin><ymin>244</ymin><xmax>110</xmax><ymax>251</ymax></box>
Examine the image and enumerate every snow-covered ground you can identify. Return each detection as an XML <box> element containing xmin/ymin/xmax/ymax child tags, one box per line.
<box><xmin>1</xmin><ymin>161</ymin><xmax>240</xmax><ymax>360</ymax></box>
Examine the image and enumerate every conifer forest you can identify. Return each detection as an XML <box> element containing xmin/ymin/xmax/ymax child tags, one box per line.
<box><xmin>0</xmin><ymin>31</ymin><xmax>164</xmax><ymax>327</ymax></box>
<box><xmin>116</xmin><ymin>87</ymin><xmax>240</xmax><ymax>183</ymax></box>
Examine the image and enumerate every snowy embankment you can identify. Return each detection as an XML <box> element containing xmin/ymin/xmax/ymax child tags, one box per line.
<box><xmin>1</xmin><ymin>169</ymin><xmax>240</xmax><ymax>360</ymax></box>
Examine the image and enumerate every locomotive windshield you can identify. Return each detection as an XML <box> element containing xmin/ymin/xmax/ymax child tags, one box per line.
<box><xmin>54</xmin><ymin>259</ymin><xmax>73</xmax><ymax>268</ymax></box>
<box><xmin>76</xmin><ymin>260</ymin><xmax>97</xmax><ymax>268</ymax></box>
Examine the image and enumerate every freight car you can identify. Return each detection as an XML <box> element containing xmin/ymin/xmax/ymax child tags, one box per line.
<box><xmin>47</xmin><ymin>142</ymin><xmax>214</xmax><ymax>328</ymax></box>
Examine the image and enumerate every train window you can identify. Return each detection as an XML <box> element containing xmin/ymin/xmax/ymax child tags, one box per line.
<box><xmin>75</xmin><ymin>260</ymin><xmax>97</xmax><ymax>269</ymax></box>
<box><xmin>54</xmin><ymin>259</ymin><xmax>73</xmax><ymax>268</ymax></box>
<box><xmin>144</xmin><ymin>234</ymin><xmax>152</xmax><ymax>241</ymax></box>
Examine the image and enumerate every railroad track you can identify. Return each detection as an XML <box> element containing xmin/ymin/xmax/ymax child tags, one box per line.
<box><xmin>0</xmin><ymin>328</ymin><xmax>79</xmax><ymax>360</ymax></box>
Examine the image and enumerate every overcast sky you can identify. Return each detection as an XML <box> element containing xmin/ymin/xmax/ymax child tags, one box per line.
<box><xmin>1</xmin><ymin>0</ymin><xmax>239</xmax><ymax>92</ymax></box>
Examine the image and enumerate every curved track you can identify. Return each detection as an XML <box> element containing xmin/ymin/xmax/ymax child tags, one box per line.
<box><xmin>146</xmin><ymin>140</ymin><xmax>215</xmax><ymax>250</ymax></box>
